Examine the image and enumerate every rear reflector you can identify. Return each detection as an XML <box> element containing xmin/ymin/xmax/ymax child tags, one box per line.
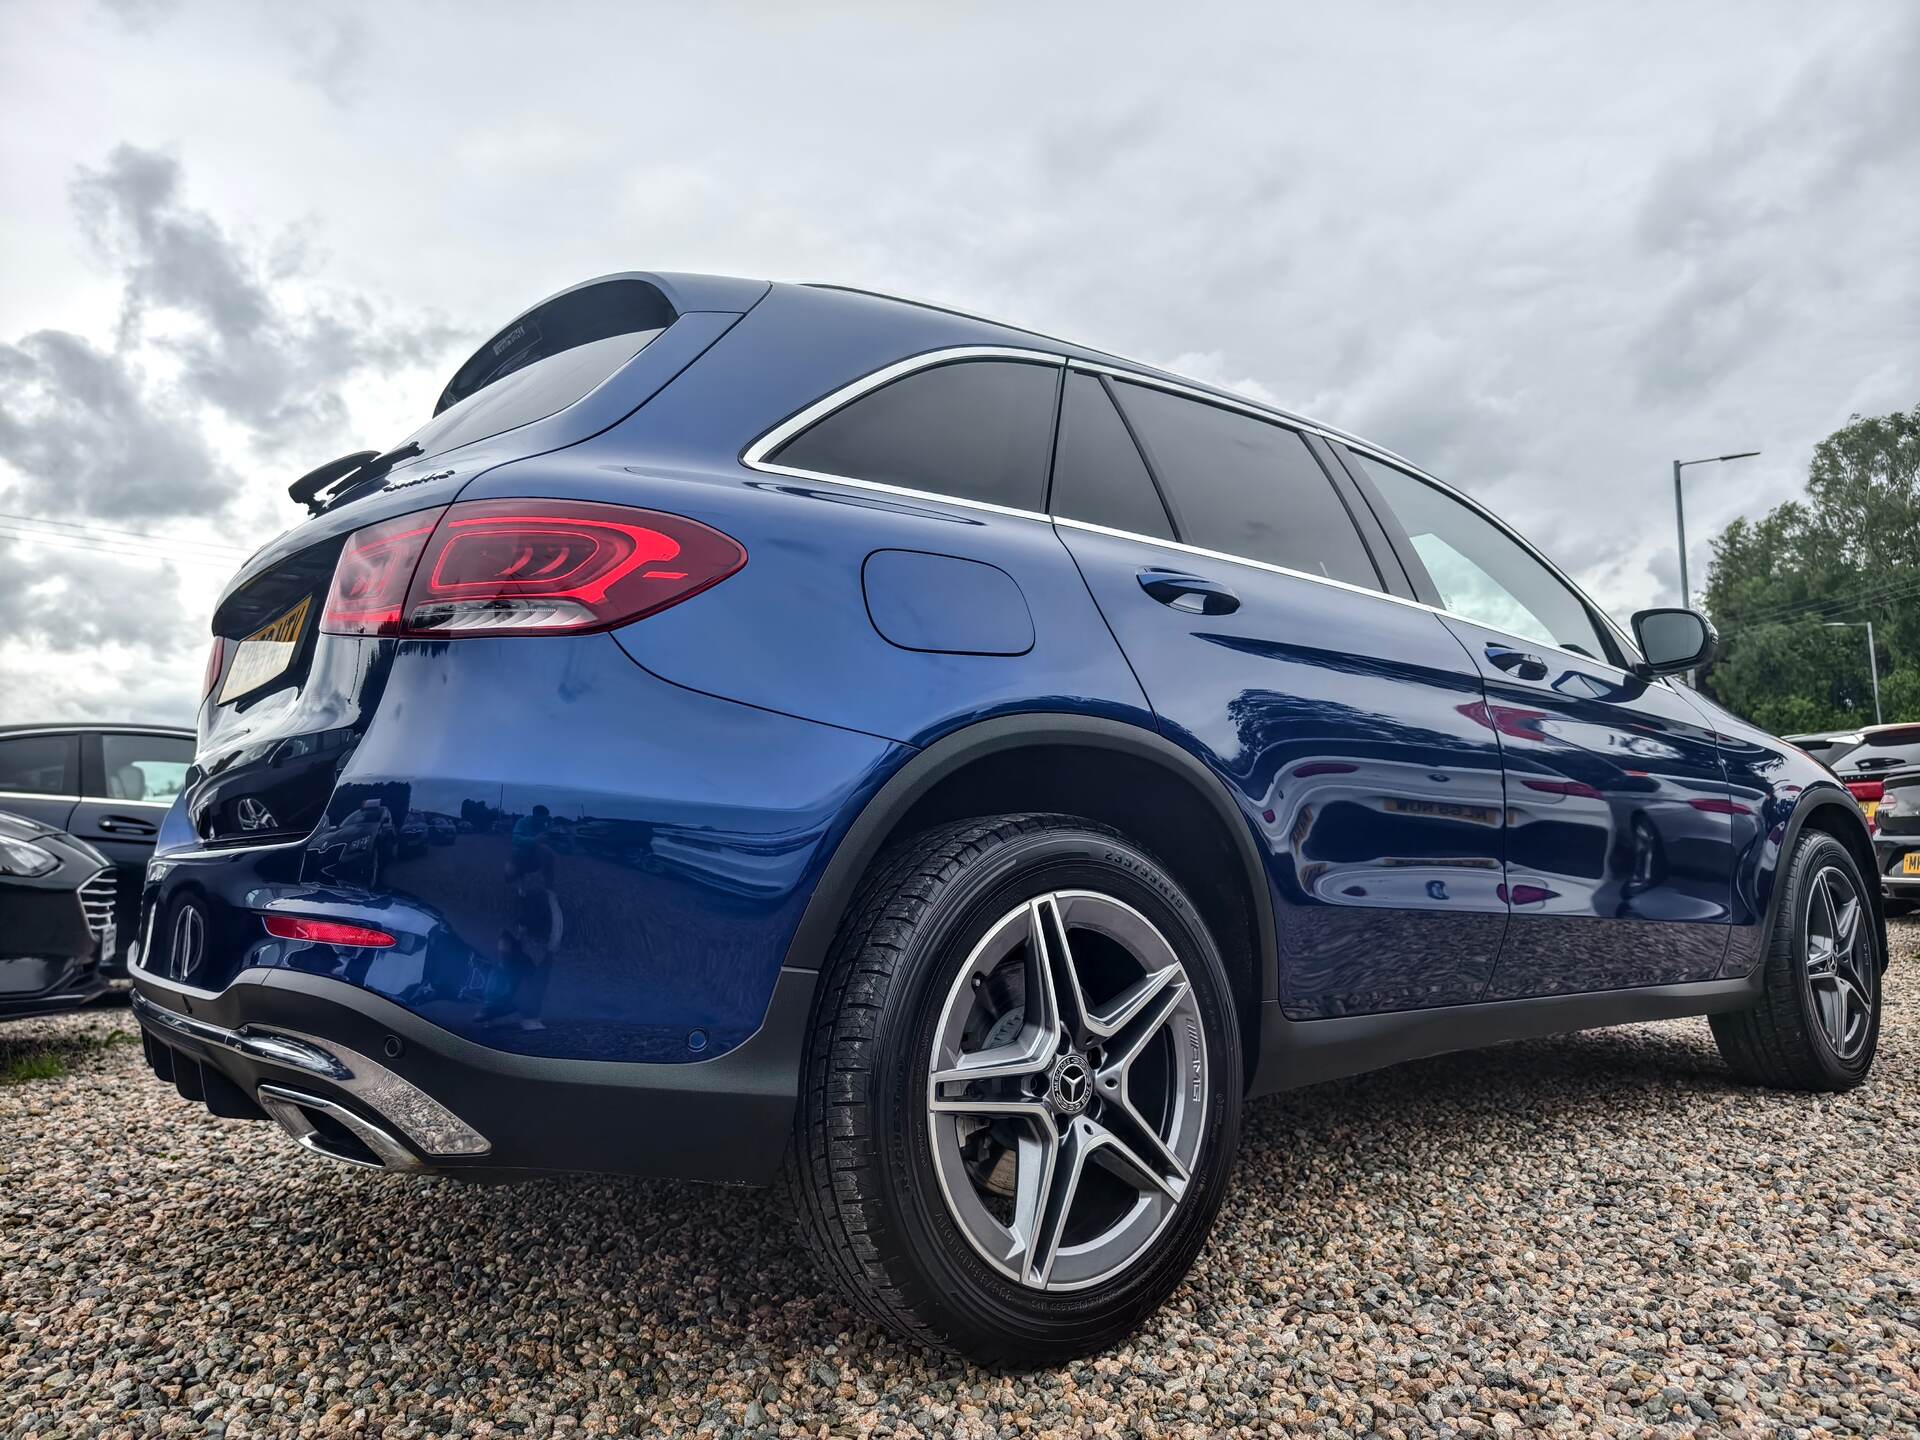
<box><xmin>321</xmin><ymin>500</ymin><xmax>745</xmax><ymax>639</ymax></box>
<box><xmin>263</xmin><ymin>915</ymin><xmax>396</xmax><ymax>948</ymax></box>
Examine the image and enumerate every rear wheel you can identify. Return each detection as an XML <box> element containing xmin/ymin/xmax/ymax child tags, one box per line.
<box><xmin>786</xmin><ymin>815</ymin><xmax>1242</xmax><ymax>1364</ymax></box>
<box><xmin>1711</xmin><ymin>830</ymin><xmax>1881</xmax><ymax>1091</ymax></box>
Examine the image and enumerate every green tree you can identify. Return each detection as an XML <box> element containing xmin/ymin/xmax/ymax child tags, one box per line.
<box><xmin>1700</xmin><ymin>405</ymin><xmax>1920</xmax><ymax>733</ymax></box>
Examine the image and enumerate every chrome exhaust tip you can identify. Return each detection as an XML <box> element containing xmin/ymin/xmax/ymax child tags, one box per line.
<box><xmin>256</xmin><ymin>1083</ymin><xmax>423</xmax><ymax>1171</ymax></box>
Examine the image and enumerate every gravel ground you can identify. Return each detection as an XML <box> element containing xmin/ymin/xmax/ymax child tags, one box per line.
<box><xmin>5</xmin><ymin>921</ymin><xmax>1917</xmax><ymax>1438</ymax></box>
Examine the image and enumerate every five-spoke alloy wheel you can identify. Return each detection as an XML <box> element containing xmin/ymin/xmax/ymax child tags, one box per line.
<box><xmin>1712</xmin><ymin>829</ymin><xmax>1882</xmax><ymax>1091</ymax></box>
<box><xmin>788</xmin><ymin>815</ymin><xmax>1242</xmax><ymax>1365</ymax></box>
<box><xmin>926</xmin><ymin>890</ymin><xmax>1208</xmax><ymax>1291</ymax></box>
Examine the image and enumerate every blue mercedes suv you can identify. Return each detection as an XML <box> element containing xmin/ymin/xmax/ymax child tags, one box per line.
<box><xmin>132</xmin><ymin>273</ymin><xmax>1884</xmax><ymax>1362</ymax></box>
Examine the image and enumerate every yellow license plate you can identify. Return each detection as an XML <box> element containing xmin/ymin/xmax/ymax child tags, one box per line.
<box><xmin>1903</xmin><ymin>852</ymin><xmax>1920</xmax><ymax>876</ymax></box>
<box><xmin>1862</xmin><ymin>800</ymin><xmax>1879</xmax><ymax>824</ymax></box>
<box><xmin>218</xmin><ymin>595</ymin><xmax>311</xmax><ymax>704</ymax></box>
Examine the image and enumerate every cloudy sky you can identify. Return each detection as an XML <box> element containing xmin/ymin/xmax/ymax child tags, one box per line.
<box><xmin>2</xmin><ymin>0</ymin><xmax>1916</xmax><ymax>724</ymax></box>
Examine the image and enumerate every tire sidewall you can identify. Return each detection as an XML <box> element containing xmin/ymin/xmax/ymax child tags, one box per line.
<box><xmin>868</xmin><ymin>824</ymin><xmax>1242</xmax><ymax>1347</ymax></box>
<box><xmin>1788</xmin><ymin>834</ymin><xmax>1881</xmax><ymax>1082</ymax></box>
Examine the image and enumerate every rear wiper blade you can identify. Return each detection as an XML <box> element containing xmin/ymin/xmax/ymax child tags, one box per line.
<box><xmin>287</xmin><ymin>443</ymin><xmax>424</xmax><ymax>514</ymax></box>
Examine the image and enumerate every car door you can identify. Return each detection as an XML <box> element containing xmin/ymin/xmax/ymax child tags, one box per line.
<box><xmin>1336</xmin><ymin>446</ymin><xmax>1736</xmax><ymax>997</ymax></box>
<box><xmin>0</xmin><ymin>731</ymin><xmax>80</xmax><ymax>834</ymax></box>
<box><xmin>68</xmin><ymin>730</ymin><xmax>194</xmax><ymax>964</ymax></box>
<box><xmin>1050</xmin><ymin>367</ymin><xmax>1510</xmax><ymax>1019</ymax></box>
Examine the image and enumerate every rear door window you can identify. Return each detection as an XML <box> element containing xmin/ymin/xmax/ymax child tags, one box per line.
<box><xmin>1049</xmin><ymin>372</ymin><xmax>1174</xmax><ymax>539</ymax></box>
<box><xmin>1845</xmin><ymin>726</ymin><xmax>1920</xmax><ymax>776</ymax></box>
<box><xmin>770</xmin><ymin>359</ymin><xmax>1059</xmax><ymax>513</ymax></box>
<box><xmin>0</xmin><ymin>733</ymin><xmax>78</xmax><ymax>797</ymax></box>
<box><xmin>98</xmin><ymin>734</ymin><xmax>194</xmax><ymax>805</ymax></box>
<box><xmin>1109</xmin><ymin>381</ymin><xmax>1381</xmax><ymax>588</ymax></box>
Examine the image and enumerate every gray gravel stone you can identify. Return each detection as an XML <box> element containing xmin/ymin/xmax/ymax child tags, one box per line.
<box><xmin>3</xmin><ymin>920</ymin><xmax>1917</xmax><ymax>1436</ymax></box>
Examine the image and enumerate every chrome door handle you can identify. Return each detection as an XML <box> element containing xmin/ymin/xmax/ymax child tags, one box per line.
<box><xmin>1485</xmin><ymin>644</ymin><xmax>1549</xmax><ymax>681</ymax></box>
<box><xmin>1138</xmin><ymin>569</ymin><xmax>1240</xmax><ymax>616</ymax></box>
<box><xmin>98</xmin><ymin>816</ymin><xmax>158</xmax><ymax>836</ymax></box>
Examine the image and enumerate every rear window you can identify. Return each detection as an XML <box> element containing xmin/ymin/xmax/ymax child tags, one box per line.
<box><xmin>405</xmin><ymin>328</ymin><xmax>664</xmax><ymax>461</ymax></box>
<box><xmin>770</xmin><ymin>359</ymin><xmax>1058</xmax><ymax>513</ymax></box>
<box><xmin>1110</xmin><ymin>381</ymin><xmax>1381</xmax><ymax>589</ymax></box>
<box><xmin>1844</xmin><ymin>726</ymin><xmax>1920</xmax><ymax>775</ymax></box>
<box><xmin>100</xmin><ymin>734</ymin><xmax>194</xmax><ymax>805</ymax></box>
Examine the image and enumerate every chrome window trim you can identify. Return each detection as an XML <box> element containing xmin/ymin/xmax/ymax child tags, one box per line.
<box><xmin>1075</xmin><ymin>359</ymin><xmax>1644</xmax><ymax>666</ymax></box>
<box><xmin>0</xmin><ymin>725</ymin><xmax>192</xmax><ymax>739</ymax></box>
<box><xmin>78</xmin><ymin>795</ymin><xmax>174</xmax><ymax>809</ymax></box>
<box><xmin>1054</xmin><ymin>516</ymin><xmax>1641</xmax><ymax>682</ymax></box>
<box><xmin>740</xmin><ymin>345</ymin><xmax>1064</xmax><ymax>524</ymax></box>
<box><xmin>739</xmin><ymin>344</ymin><xmax>1644</xmax><ymax>676</ymax></box>
<box><xmin>0</xmin><ymin>787</ymin><xmax>77</xmax><ymax>803</ymax></box>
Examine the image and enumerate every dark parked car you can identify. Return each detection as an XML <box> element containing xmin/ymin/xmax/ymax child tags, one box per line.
<box><xmin>1791</xmin><ymin>723</ymin><xmax>1920</xmax><ymax>913</ymax></box>
<box><xmin>0</xmin><ymin>723</ymin><xmax>193</xmax><ymax>974</ymax></box>
<box><xmin>0</xmin><ymin>809</ymin><xmax>116</xmax><ymax>1019</ymax></box>
<box><xmin>131</xmin><ymin>273</ymin><xmax>1884</xmax><ymax>1362</ymax></box>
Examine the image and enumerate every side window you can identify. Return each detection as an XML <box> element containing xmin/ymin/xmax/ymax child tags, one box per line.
<box><xmin>1049</xmin><ymin>372</ymin><xmax>1173</xmax><ymax>539</ymax></box>
<box><xmin>0</xmin><ymin>734</ymin><xmax>78</xmax><ymax>796</ymax></box>
<box><xmin>1111</xmin><ymin>381</ymin><xmax>1381</xmax><ymax>589</ymax></box>
<box><xmin>771</xmin><ymin>360</ymin><xmax>1059</xmax><ymax>513</ymax></box>
<box><xmin>100</xmin><ymin>734</ymin><xmax>194</xmax><ymax>804</ymax></box>
<box><xmin>1350</xmin><ymin>453</ymin><xmax>1610</xmax><ymax>659</ymax></box>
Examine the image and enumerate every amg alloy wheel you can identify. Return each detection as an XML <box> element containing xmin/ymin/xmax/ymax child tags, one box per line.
<box><xmin>787</xmin><ymin>815</ymin><xmax>1242</xmax><ymax>1364</ymax></box>
<box><xmin>926</xmin><ymin>890</ymin><xmax>1208</xmax><ymax>1292</ymax></box>
<box><xmin>1712</xmin><ymin>829</ymin><xmax>1881</xmax><ymax>1091</ymax></box>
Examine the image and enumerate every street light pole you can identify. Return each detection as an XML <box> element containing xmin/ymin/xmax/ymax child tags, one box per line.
<box><xmin>1824</xmin><ymin>621</ymin><xmax>1883</xmax><ymax>725</ymax></box>
<box><xmin>1671</xmin><ymin>450</ymin><xmax>1761</xmax><ymax>608</ymax></box>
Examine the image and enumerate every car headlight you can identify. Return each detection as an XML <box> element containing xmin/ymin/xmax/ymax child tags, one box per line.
<box><xmin>0</xmin><ymin>837</ymin><xmax>59</xmax><ymax>877</ymax></box>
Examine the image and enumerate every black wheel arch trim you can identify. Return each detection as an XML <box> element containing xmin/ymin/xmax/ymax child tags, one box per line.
<box><xmin>781</xmin><ymin>712</ymin><xmax>1282</xmax><ymax>1000</ymax></box>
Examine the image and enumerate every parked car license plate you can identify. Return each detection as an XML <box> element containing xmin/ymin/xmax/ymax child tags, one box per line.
<box><xmin>219</xmin><ymin>596</ymin><xmax>312</xmax><ymax>703</ymax></box>
<box><xmin>1903</xmin><ymin>852</ymin><xmax>1920</xmax><ymax>876</ymax></box>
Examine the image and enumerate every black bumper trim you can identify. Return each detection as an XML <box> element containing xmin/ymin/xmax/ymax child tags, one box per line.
<box><xmin>131</xmin><ymin>965</ymin><xmax>816</xmax><ymax>1185</ymax></box>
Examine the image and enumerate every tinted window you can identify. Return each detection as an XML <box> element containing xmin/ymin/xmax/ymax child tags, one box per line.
<box><xmin>1351</xmin><ymin>453</ymin><xmax>1609</xmax><ymax>659</ymax></box>
<box><xmin>772</xmin><ymin>360</ymin><xmax>1058</xmax><ymax>512</ymax></box>
<box><xmin>1049</xmin><ymin>372</ymin><xmax>1173</xmax><ymax>539</ymax></box>
<box><xmin>1111</xmin><ymin>382</ymin><xmax>1379</xmax><ymax>588</ymax></box>
<box><xmin>0</xmin><ymin>734</ymin><xmax>77</xmax><ymax>796</ymax></box>
<box><xmin>101</xmin><ymin>734</ymin><xmax>193</xmax><ymax>804</ymax></box>
<box><xmin>1844</xmin><ymin>726</ymin><xmax>1920</xmax><ymax>774</ymax></box>
<box><xmin>405</xmin><ymin>328</ymin><xmax>665</xmax><ymax>461</ymax></box>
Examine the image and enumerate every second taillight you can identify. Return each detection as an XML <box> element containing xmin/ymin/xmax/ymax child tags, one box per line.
<box><xmin>322</xmin><ymin>500</ymin><xmax>745</xmax><ymax>639</ymax></box>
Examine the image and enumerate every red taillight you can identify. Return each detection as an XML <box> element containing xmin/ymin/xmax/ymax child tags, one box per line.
<box><xmin>202</xmin><ymin>635</ymin><xmax>227</xmax><ymax>698</ymax></box>
<box><xmin>320</xmin><ymin>500</ymin><xmax>745</xmax><ymax>639</ymax></box>
<box><xmin>322</xmin><ymin>508</ymin><xmax>446</xmax><ymax>636</ymax></box>
<box><xmin>263</xmin><ymin>914</ymin><xmax>395</xmax><ymax>948</ymax></box>
<box><xmin>1846</xmin><ymin>780</ymin><xmax>1885</xmax><ymax>804</ymax></box>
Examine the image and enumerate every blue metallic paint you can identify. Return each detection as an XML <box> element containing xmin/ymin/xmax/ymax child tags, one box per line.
<box><xmin>138</xmin><ymin>275</ymin><xmax>1874</xmax><ymax>1112</ymax></box>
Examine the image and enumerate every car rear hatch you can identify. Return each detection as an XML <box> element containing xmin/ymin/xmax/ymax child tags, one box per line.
<box><xmin>1841</xmin><ymin>724</ymin><xmax>1920</xmax><ymax>849</ymax></box>
<box><xmin>182</xmin><ymin>273</ymin><xmax>766</xmax><ymax>857</ymax></box>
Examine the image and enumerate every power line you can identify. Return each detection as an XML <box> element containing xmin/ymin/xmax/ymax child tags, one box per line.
<box><xmin>1727</xmin><ymin>574</ymin><xmax>1920</xmax><ymax>627</ymax></box>
<box><xmin>0</xmin><ymin>511</ymin><xmax>252</xmax><ymax>557</ymax></box>
<box><xmin>1718</xmin><ymin>577</ymin><xmax>1920</xmax><ymax>637</ymax></box>
<box><xmin>0</xmin><ymin>524</ymin><xmax>241</xmax><ymax>567</ymax></box>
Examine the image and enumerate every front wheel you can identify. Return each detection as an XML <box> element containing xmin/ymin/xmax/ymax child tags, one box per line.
<box><xmin>1711</xmin><ymin>830</ymin><xmax>1882</xmax><ymax>1091</ymax></box>
<box><xmin>786</xmin><ymin>815</ymin><xmax>1243</xmax><ymax>1364</ymax></box>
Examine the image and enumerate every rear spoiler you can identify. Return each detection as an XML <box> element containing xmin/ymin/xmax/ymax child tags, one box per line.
<box><xmin>434</xmin><ymin>271</ymin><xmax>771</xmax><ymax>415</ymax></box>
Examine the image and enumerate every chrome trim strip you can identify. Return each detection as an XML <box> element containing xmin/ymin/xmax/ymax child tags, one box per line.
<box><xmin>77</xmin><ymin>795</ymin><xmax>173</xmax><ymax>809</ymax></box>
<box><xmin>737</xmin><ymin>341</ymin><xmax>1642</xmax><ymax>672</ymax></box>
<box><xmin>132</xmin><ymin>991</ymin><xmax>491</xmax><ymax>1157</ymax></box>
<box><xmin>256</xmin><ymin>1083</ymin><xmax>420</xmax><ymax>1171</ymax></box>
<box><xmin>1052</xmin><ymin>516</ymin><xmax>1640</xmax><ymax>682</ymax></box>
<box><xmin>741</xmin><ymin>345</ymin><xmax>1063</xmax><ymax>525</ymax></box>
<box><xmin>1073</xmin><ymin>359</ymin><xmax>1644</xmax><ymax>666</ymax></box>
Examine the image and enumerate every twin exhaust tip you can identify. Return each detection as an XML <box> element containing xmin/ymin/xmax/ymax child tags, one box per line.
<box><xmin>256</xmin><ymin>1083</ymin><xmax>423</xmax><ymax>1172</ymax></box>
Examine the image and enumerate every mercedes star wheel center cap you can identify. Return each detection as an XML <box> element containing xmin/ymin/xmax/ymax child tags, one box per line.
<box><xmin>1048</xmin><ymin>1052</ymin><xmax>1092</xmax><ymax>1115</ymax></box>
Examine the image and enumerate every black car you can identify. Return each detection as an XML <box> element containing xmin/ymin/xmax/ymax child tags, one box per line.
<box><xmin>0</xmin><ymin>809</ymin><xmax>116</xmax><ymax>1019</ymax></box>
<box><xmin>1797</xmin><ymin>724</ymin><xmax>1920</xmax><ymax>913</ymax></box>
<box><xmin>0</xmin><ymin>724</ymin><xmax>194</xmax><ymax>973</ymax></box>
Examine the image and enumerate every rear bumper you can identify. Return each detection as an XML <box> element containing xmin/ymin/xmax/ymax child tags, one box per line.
<box><xmin>130</xmin><ymin>963</ymin><xmax>815</xmax><ymax>1184</ymax></box>
<box><xmin>1873</xmin><ymin>833</ymin><xmax>1918</xmax><ymax>893</ymax></box>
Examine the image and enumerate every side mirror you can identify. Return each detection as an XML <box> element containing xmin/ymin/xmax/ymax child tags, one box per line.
<box><xmin>1631</xmin><ymin>607</ymin><xmax>1718</xmax><ymax>676</ymax></box>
